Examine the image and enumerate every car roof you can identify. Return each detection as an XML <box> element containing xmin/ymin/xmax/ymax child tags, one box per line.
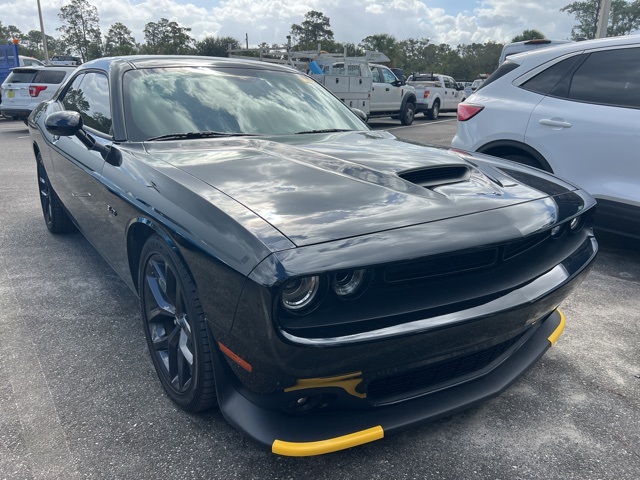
<box><xmin>78</xmin><ymin>55</ymin><xmax>304</xmax><ymax>74</ymax></box>
<box><xmin>507</xmin><ymin>34</ymin><xmax>640</xmax><ymax>66</ymax></box>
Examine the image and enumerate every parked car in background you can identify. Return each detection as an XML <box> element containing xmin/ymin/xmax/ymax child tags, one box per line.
<box><xmin>470</xmin><ymin>79</ymin><xmax>484</xmax><ymax>91</ymax></box>
<box><xmin>407</xmin><ymin>73</ymin><xmax>466</xmax><ymax>119</ymax></box>
<box><xmin>28</xmin><ymin>55</ymin><xmax>597</xmax><ymax>456</ymax></box>
<box><xmin>498</xmin><ymin>39</ymin><xmax>573</xmax><ymax>66</ymax></box>
<box><xmin>19</xmin><ymin>55</ymin><xmax>45</xmax><ymax>67</ymax></box>
<box><xmin>1</xmin><ymin>65</ymin><xmax>76</xmax><ymax>122</ymax></box>
<box><xmin>369</xmin><ymin>63</ymin><xmax>417</xmax><ymax>125</ymax></box>
<box><xmin>50</xmin><ymin>55</ymin><xmax>82</xmax><ymax>66</ymax></box>
<box><xmin>453</xmin><ymin>34</ymin><xmax>640</xmax><ymax>238</ymax></box>
<box><xmin>0</xmin><ymin>43</ymin><xmax>45</xmax><ymax>102</ymax></box>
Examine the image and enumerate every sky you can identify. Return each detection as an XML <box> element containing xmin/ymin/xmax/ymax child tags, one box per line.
<box><xmin>4</xmin><ymin>0</ymin><xmax>578</xmax><ymax>48</ymax></box>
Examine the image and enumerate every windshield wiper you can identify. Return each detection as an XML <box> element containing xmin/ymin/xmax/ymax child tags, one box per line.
<box><xmin>294</xmin><ymin>129</ymin><xmax>354</xmax><ymax>135</ymax></box>
<box><xmin>146</xmin><ymin>131</ymin><xmax>261</xmax><ymax>141</ymax></box>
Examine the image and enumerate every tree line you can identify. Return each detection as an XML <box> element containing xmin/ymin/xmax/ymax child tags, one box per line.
<box><xmin>1</xmin><ymin>0</ymin><xmax>639</xmax><ymax>80</ymax></box>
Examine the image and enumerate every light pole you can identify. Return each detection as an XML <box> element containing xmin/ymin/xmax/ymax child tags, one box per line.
<box><xmin>595</xmin><ymin>0</ymin><xmax>612</xmax><ymax>38</ymax></box>
<box><xmin>37</xmin><ymin>0</ymin><xmax>50</xmax><ymax>63</ymax></box>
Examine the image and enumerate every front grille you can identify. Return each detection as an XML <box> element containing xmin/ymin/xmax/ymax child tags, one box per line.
<box><xmin>367</xmin><ymin>332</ymin><xmax>526</xmax><ymax>401</ymax></box>
<box><xmin>385</xmin><ymin>248</ymin><xmax>498</xmax><ymax>283</ymax></box>
<box><xmin>503</xmin><ymin>231</ymin><xmax>550</xmax><ymax>259</ymax></box>
<box><xmin>399</xmin><ymin>165</ymin><xmax>470</xmax><ymax>187</ymax></box>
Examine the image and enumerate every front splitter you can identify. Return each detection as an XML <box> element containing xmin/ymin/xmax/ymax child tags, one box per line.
<box><xmin>213</xmin><ymin>309</ymin><xmax>565</xmax><ymax>456</ymax></box>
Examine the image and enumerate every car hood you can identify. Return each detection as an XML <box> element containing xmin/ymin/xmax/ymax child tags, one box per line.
<box><xmin>143</xmin><ymin>131</ymin><xmax>578</xmax><ymax>247</ymax></box>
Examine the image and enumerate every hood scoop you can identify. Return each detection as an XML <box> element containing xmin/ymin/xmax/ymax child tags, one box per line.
<box><xmin>398</xmin><ymin>165</ymin><xmax>471</xmax><ymax>188</ymax></box>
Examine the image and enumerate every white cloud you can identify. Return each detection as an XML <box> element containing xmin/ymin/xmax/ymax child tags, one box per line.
<box><xmin>6</xmin><ymin>0</ymin><xmax>577</xmax><ymax>52</ymax></box>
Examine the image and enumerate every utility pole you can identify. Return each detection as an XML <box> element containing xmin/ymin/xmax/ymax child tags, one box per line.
<box><xmin>37</xmin><ymin>0</ymin><xmax>50</xmax><ymax>63</ymax></box>
<box><xmin>595</xmin><ymin>0</ymin><xmax>612</xmax><ymax>38</ymax></box>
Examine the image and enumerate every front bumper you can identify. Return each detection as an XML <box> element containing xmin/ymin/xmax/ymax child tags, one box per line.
<box><xmin>213</xmin><ymin>309</ymin><xmax>566</xmax><ymax>456</ymax></box>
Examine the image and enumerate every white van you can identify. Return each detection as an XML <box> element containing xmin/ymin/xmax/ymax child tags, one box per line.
<box><xmin>498</xmin><ymin>39</ymin><xmax>573</xmax><ymax>66</ymax></box>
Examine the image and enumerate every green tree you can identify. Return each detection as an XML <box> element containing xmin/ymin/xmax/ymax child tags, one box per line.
<box><xmin>397</xmin><ymin>38</ymin><xmax>434</xmax><ymax>73</ymax></box>
<box><xmin>359</xmin><ymin>33</ymin><xmax>401</xmax><ymax>65</ymax></box>
<box><xmin>0</xmin><ymin>23</ymin><xmax>23</xmax><ymax>42</ymax></box>
<box><xmin>19</xmin><ymin>30</ymin><xmax>63</xmax><ymax>58</ymax></box>
<box><xmin>141</xmin><ymin>18</ymin><xmax>194</xmax><ymax>54</ymax></box>
<box><xmin>561</xmin><ymin>0</ymin><xmax>640</xmax><ymax>39</ymax></box>
<box><xmin>457</xmin><ymin>41</ymin><xmax>504</xmax><ymax>78</ymax></box>
<box><xmin>57</xmin><ymin>0</ymin><xmax>102</xmax><ymax>62</ymax></box>
<box><xmin>104</xmin><ymin>23</ymin><xmax>137</xmax><ymax>56</ymax></box>
<box><xmin>195</xmin><ymin>36</ymin><xmax>241</xmax><ymax>57</ymax></box>
<box><xmin>511</xmin><ymin>29</ymin><xmax>546</xmax><ymax>42</ymax></box>
<box><xmin>290</xmin><ymin>10</ymin><xmax>334</xmax><ymax>50</ymax></box>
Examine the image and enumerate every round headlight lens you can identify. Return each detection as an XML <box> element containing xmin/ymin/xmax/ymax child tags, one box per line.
<box><xmin>332</xmin><ymin>269</ymin><xmax>367</xmax><ymax>298</ymax></box>
<box><xmin>282</xmin><ymin>276</ymin><xmax>320</xmax><ymax>311</ymax></box>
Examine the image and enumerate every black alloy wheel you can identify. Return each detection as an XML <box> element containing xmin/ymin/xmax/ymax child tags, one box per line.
<box><xmin>36</xmin><ymin>152</ymin><xmax>72</xmax><ymax>234</ymax></box>
<box><xmin>139</xmin><ymin>235</ymin><xmax>217</xmax><ymax>411</ymax></box>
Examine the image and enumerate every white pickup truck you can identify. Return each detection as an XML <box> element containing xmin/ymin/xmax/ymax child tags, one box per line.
<box><xmin>407</xmin><ymin>73</ymin><xmax>467</xmax><ymax>120</ymax></box>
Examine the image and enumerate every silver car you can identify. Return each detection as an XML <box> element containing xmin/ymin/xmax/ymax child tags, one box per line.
<box><xmin>1</xmin><ymin>65</ymin><xmax>76</xmax><ymax>123</ymax></box>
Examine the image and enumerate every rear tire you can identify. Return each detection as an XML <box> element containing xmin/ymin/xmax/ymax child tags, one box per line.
<box><xmin>139</xmin><ymin>234</ymin><xmax>218</xmax><ymax>412</ymax></box>
<box><xmin>426</xmin><ymin>101</ymin><xmax>440</xmax><ymax>120</ymax></box>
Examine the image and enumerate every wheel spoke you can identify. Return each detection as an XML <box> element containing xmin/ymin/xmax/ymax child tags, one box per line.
<box><xmin>145</xmin><ymin>267</ymin><xmax>175</xmax><ymax>317</ymax></box>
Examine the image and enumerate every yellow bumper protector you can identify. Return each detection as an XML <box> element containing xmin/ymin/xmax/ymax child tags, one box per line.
<box><xmin>548</xmin><ymin>309</ymin><xmax>566</xmax><ymax>346</ymax></box>
<box><xmin>272</xmin><ymin>426</ymin><xmax>384</xmax><ymax>456</ymax></box>
<box><xmin>284</xmin><ymin>372</ymin><xmax>366</xmax><ymax>399</ymax></box>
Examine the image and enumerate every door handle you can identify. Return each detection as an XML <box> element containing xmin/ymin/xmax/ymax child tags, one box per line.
<box><xmin>539</xmin><ymin>118</ymin><xmax>572</xmax><ymax>128</ymax></box>
<box><xmin>385</xmin><ymin>87</ymin><xmax>390</xmax><ymax>91</ymax></box>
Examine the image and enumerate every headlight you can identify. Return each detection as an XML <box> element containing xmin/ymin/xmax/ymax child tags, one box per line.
<box><xmin>281</xmin><ymin>276</ymin><xmax>320</xmax><ymax>312</ymax></box>
<box><xmin>332</xmin><ymin>269</ymin><xmax>368</xmax><ymax>299</ymax></box>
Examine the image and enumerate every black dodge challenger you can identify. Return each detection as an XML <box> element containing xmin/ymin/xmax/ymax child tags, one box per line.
<box><xmin>28</xmin><ymin>56</ymin><xmax>597</xmax><ymax>456</ymax></box>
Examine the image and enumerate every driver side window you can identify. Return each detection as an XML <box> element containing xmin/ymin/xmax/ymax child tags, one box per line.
<box><xmin>381</xmin><ymin>68</ymin><xmax>396</xmax><ymax>84</ymax></box>
<box><xmin>60</xmin><ymin>72</ymin><xmax>112</xmax><ymax>135</ymax></box>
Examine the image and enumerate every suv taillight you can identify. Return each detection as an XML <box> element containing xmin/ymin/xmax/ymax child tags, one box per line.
<box><xmin>29</xmin><ymin>85</ymin><xmax>48</xmax><ymax>97</ymax></box>
<box><xmin>457</xmin><ymin>103</ymin><xmax>484</xmax><ymax>121</ymax></box>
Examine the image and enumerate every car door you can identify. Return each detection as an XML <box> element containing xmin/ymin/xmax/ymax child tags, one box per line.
<box><xmin>47</xmin><ymin>71</ymin><xmax>114</xmax><ymax>253</ymax></box>
<box><xmin>442</xmin><ymin>76</ymin><xmax>459</xmax><ymax>109</ymax></box>
<box><xmin>525</xmin><ymin>46</ymin><xmax>640</xmax><ymax>205</ymax></box>
<box><xmin>370</xmin><ymin>66</ymin><xmax>397</xmax><ymax>111</ymax></box>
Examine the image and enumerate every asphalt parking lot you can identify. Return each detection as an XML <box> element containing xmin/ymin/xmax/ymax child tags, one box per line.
<box><xmin>1</xmin><ymin>114</ymin><xmax>638</xmax><ymax>480</ymax></box>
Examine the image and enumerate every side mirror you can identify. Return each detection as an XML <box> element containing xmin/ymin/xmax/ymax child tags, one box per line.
<box><xmin>350</xmin><ymin>108</ymin><xmax>368</xmax><ymax>123</ymax></box>
<box><xmin>44</xmin><ymin>110</ymin><xmax>120</xmax><ymax>165</ymax></box>
<box><xmin>45</xmin><ymin>110</ymin><xmax>83</xmax><ymax>137</ymax></box>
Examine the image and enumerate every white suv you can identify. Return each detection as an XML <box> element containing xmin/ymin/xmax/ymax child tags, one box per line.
<box><xmin>1</xmin><ymin>65</ymin><xmax>76</xmax><ymax>123</ymax></box>
<box><xmin>453</xmin><ymin>34</ymin><xmax>640</xmax><ymax>238</ymax></box>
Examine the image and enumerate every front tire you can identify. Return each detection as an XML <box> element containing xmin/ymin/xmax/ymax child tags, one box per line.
<box><xmin>36</xmin><ymin>151</ymin><xmax>73</xmax><ymax>234</ymax></box>
<box><xmin>400</xmin><ymin>102</ymin><xmax>415</xmax><ymax>126</ymax></box>
<box><xmin>139</xmin><ymin>235</ymin><xmax>218</xmax><ymax>411</ymax></box>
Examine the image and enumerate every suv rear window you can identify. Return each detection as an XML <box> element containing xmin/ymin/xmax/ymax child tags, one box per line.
<box><xmin>475</xmin><ymin>62</ymin><xmax>519</xmax><ymax>92</ymax></box>
<box><xmin>4</xmin><ymin>70</ymin><xmax>37</xmax><ymax>84</ymax></box>
<box><xmin>33</xmin><ymin>70</ymin><xmax>68</xmax><ymax>84</ymax></box>
<box><xmin>521</xmin><ymin>55</ymin><xmax>583</xmax><ymax>96</ymax></box>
